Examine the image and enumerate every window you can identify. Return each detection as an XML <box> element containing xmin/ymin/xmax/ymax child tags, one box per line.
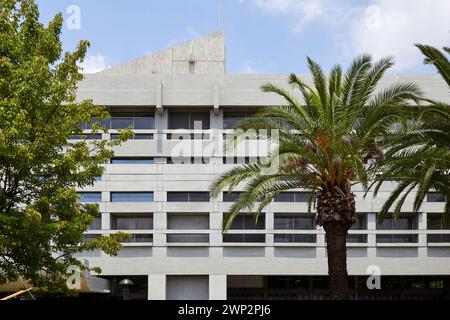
<box><xmin>167</xmin><ymin>133</ymin><xmax>210</xmax><ymax>140</ymax></box>
<box><xmin>223</xmin><ymin>192</ymin><xmax>242</xmax><ymax>202</ymax></box>
<box><xmin>167</xmin><ymin>157</ymin><xmax>210</xmax><ymax>164</ymax></box>
<box><xmin>166</xmin><ymin>213</ymin><xmax>209</xmax><ymax>243</ymax></box>
<box><xmin>427</xmin><ymin>192</ymin><xmax>447</xmax><ymax>202</ymax></box>
<box><xmin>121</xmin><ymin>234</ymin><xmax>153</xmax><ymax>243</ymax></box>
<box><xmin>87</xmin><ymin>217</ymin><xmax>102</xmax><ymax>230</ymax></box>
<box><xmin>69</xmin><ymin>134</ymin><xmax>102</xmax><ymax>140</ymax></box>
<box><xmin>274</xmin><ymin>192</ymin><xmax>310</xmax><ymax>202</ymax></box>
<box><xmin>274</xmin><ymin>214</ymin><xmax>315</xmax><ymax>243</ymax></box>
<box><xmin>167</xmin><ymin>192</ymin><xmax>209</xmax><ymax>202</ymax></box>
<box><xmin>376</xmin><ymin>214</ymin><xmax>418</xmax><ymax>243</ymax></box>
<box><xmin>223</xmin><ymin>214</ymin><xmax>265</xmax><ymax>243</ymax></box>
<box><xmin>168</xmin><ymin>111</ymin><xmax>210</xmax><ymax>130</ymax></box>
<box><xmin>110</xmin><ymin>192</ymin><xmax>154</xmax><ymax>202</ymax></box>
<box><xmin>223</xmin><ymin>112</ymin><xmax>256</xmax><ymax>130</ymax></box>
<box><xmin>77</xmin><ymin>192</ymin><xmax>102</xmax><ymax>203</ymax></box>
<box><xmin>110</xmin><ymin>158</ymin><xmax>154</xmax><ymax>164</ymax></box>
<box><xmin>427</xmin><ymin>213</ymin><xmax>450</xmax><ymax>243</ymax></box>
<box><xmin>106</xmin><ymin>112</ymin><xmax>155</xmax><ymax>130</ymax></box>
<box><xmin>347</xmin><ymin>214</ymin><xmax>368</xmax><ymax>243</ymax></box>
<box><xmin>111</xmin><ymin>214</ymin><xmax>153</xmax><ymax>230</ymax></box>
<box><xmin>110</xmin><ymin>133</ymin><xmax>154</xmax><ymax>140</ymax></box>
<box><xmin>83</xmin><ymin>234</ymin><xmax>100</xmax><ymax>243</ymax></box>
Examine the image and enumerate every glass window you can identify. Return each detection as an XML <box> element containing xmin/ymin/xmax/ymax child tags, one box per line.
<box><xmin>69</xmin><ymin>134</ymin><xmax>102</xmax><ymax>140</ymax></box>
<box><xmin>223</xmin><ymin>192</ymin><xmax>242</xmax><ymax>202</ymax></box>
<box><xmin>167</xmin><ymin>192</ymin><xmax>189</xmax><ymax>202</ymax></box>
<box><xmin>223</xmin><ymin>234</ymin><xmax>265</xmax><ymax>243</ymax></box>
<box><xmin>133</xmin><ymin>115</ymin><xmax>155</xmax><ymax>129</ymax></box>
<box><xmin>346</xmin><ymin>234</ymin><xmax>367</xmax><ymax>243</ymax></box>
<box><xmin>169</xmin><ymin>112</ymin><xmax>190</xmax><ymax>129</ymax></box>
<box><xmin>167</xmin><ymin>157</ymin><xmax>210</xmax><ymax>164</ymax></box>
<box><xmin>168</xmin><ymin>111</ymin><xmax>210</xmax><ymax>130</ymax></box>
<box><xmin>167</xmin><ymin>214</ymin><xmax>209</xmax><ymax>230</ymax></box>
<box><xmin>111</xmin><ymin>114</ymin><xmax>134</xmax><ymax>129</ymax></box>
<box><xmin>111</xmin><ymin>133</ymin><xmax>153</xmax><ymax>140</ymax></box>
<box><xmin>167</xmin><ymin>192</ymin><xmax>209</xmax><ymax>202</ymax></box>
<box><xmin>350</xmin><ymin>214</ymin><xmax>367</xmax><ymax>230</ymax></box>
<box><xmin>189</xmin><ymin>192</ymin><xmax>209</xmax><ymax>202</ymax></box>
<box><xmin>274</xmin><ymin>193</ymin><xmax>295</xmax><ymax>202</ymax></box>
<box><xmin>111</xmin><ymin>158</ymin><xmax>154</xmax><ymax>164</ymax></box>
<box><xmin>274</xmin><ymin>234</ymin><xmax>316</xmax><ymax>243</ymax></box>
<box><xmin>111</xmin><ymin>214</ymin><xmax>153</xmax><ymax>230</ymax></box>
<box><xmin>274</xmin><ymin>192</ymin><xmax>310</xmax><ymax>202</ymax></box>
<box><xmin>427</xmin><ymin>192</ymin><xmax>446</xmax><ymax>202</ymax></box>
<box><xmin>87</xmin><ymin>217</ymin><xmax>102</xmax><ymax>230</ymax></box>
<box><xmin>77</xmin><ymin>192</ymin><xmax>102</xmax><ymax>203</ymax></box>
<box><xmin>226</xmin><ymin>214</ymin><xmax>265</xmax><ymax>230</ymax></box>
<box><xmin>121</xmin><ymin>234</ymin><xmax>153</xmax><ymax>243</ymax></box>
<box><xmin>110</xmin><ymin>192</ymin><xmax>154</xmax><ymax>202</ymax></box>
<box><xmin>167</xmin><ymin>234</ymin><xmax>209</xmax><ymax>243</ymax></box>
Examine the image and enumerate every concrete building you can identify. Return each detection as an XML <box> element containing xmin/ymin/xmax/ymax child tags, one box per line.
<box><xmin>64</xmin><ymin>32</ymin><xmax>450</xmax><ymax>299</ymax></box>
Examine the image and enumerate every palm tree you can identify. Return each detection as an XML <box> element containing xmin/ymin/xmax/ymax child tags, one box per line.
<box><xmin>210</xmin><ymin>55</ymin><xmax>422</xmax><ymax>300</ymax></box>
<box><xmin>372</xmin><ymin>45</ymin><xmax>450</xmax><ymax>219</ymax></box>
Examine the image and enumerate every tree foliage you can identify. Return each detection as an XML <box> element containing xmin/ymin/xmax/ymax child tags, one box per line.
<box><xmin>0</xmin><ymin>0</ymin><xmax>129</xmax><ymax>292</ymax></box>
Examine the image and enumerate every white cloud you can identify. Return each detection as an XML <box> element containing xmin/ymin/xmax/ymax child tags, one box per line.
<box><xmin>242</xmin><ymin>0</ymin><xmax>450</xmax><ymax>71</ymax></box>
<box><xmin>350</xmin><ymin>0</ymin><xmax>450</xmax><ymax>71</ymax></box>
<box><xmin>79</xmin><ymin>54</ymin><xmax>109</xmax><ymax>74</ymax></box>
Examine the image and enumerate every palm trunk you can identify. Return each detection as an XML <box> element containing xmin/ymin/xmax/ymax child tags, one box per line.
<box><xmin>324</xmin><ymin>222</ymin><xmax>349</xmax><ymax>300</ymax></box>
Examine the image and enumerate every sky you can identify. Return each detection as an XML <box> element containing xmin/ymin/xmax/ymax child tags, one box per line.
<box><xmin>35</xmin><ymin>0</ymin><xmax>450</xmax><ymax>74</ymax></box>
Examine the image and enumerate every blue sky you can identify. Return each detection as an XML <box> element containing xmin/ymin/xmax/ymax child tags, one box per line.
<box><xmin>36</xmin><ymin>0</ymin><xmax>450</xmax><ymax>74</ymax></box>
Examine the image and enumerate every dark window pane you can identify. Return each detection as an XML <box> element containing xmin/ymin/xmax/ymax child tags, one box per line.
<box><xmin>427</xmin><ymin>192</ymin><xmax>446</xmax><ymax>202</ymax></box>
<box><xmin>169</xmin><ymin>112</ymin><xmax>190</xmax><ymax>129</ymax></box>
<box><xmin>274</xmin><ymin>234</ymin><xmax>292</xmax><ymax>243</ymax></box>
<box><xmin>351</xmin><ymin>215</ymin><xmax>367</xmax><ymax>230</ymax></box>
<box><xmin>294</xmin><ymin>192</ymin><xmax>309</xmax><ymax>202</ymax></box>
<box><xmin>132</xmin><ymin>193</ymin><xmax>154</xmax><ymax>202</ymax></box>
<box><xmin>293</xmin><ymin>234</ymin><xmax>316</xmax><ymax>243</ymax></box>
<box><xmin>122</xmin><ymin>234</ymin><xmax>153</xmax><ymax>243</ymax></box>
<box><xmin>376</xmin><ymin>234</ymin><xmax>393</xmax><ymax>243</ymax></box>
<box><xmin>87</xmin><ymin>217</ymin><xmax>102</xmax><ymax>230</ymax></box>
<box><xmin>392</xmin><ymin>234</ymin><xmax>417</xmax><ymax>243</ymax></box>
<box><xmin>77</xmin><ymin>192</ymin><xmax>102</xmax><ymax>203</ymax></box>
<box><xmin>189</xmin><ymin>192</ymin><xmax>209</xmax><ymax>202</ymax></box>
<box><xmin>226</xmin><ymin>215</ymin><xmax>244</xmax><ymax>229</ymax></box>
<box><xmin>167</xmin><ymin>234</ymin><xmax>209</xmax><ymax>243</ymax></box>
<box><xmin>134</xmin><ymin>116</ymin><xmax>155</xmax><ymax>129</ymax></box>
<box><xmin>111</xmin><ymin>117</ymin><xmax>133</xmax><ymax>129</ymax></box>
<box><xmin>377</xmin><ymin>218</ymin><xmax>393</xmax><ymax>230</ymax></box>
<box><xmin>111</xmin><ymin>192</ymin><xmax>153</xmax><ymax>202</ymax></box>
<box><xmin>111</xmin><ymin>158</ymin><xmax>154</xmax><ymax>164</ymax></box>
<box><xmin>243</xmin><ymin>215</ymin><xmax>265</xmax><ymax>229</ymax></box>
<box><xmin>111</xmin><ymin>134</ymin><xmax>153</xmax><ymax>140</ymax></box>
<box><xmin>294</xmin><ymin>217</ymin><xmax>314</xmax><ymax>230</ymax></box>
<box><xmin>427</xmin><ymin>215</ymin><xmax>443</xmax><ymax>230</ymax></box>
<box><xmin>347</xmin><ymin>234</ymin><xmax>367</xmax><ymax>243</ymax></box>
<box><xmin>167</xmin><ymin>192</ymin><xmax>189</xmax><ymax>202</ymax></box>
<box><xmin>243</xmin><ymin>234</ymin><xmax>265</xmax><ymax>243</ymax></box>
<box><xmin>190</xmin><ymin>112</ymin><xmax>210</xmax><ymax>130</ymax></box>
<box><xmin>69</xmin><ymin>134</ymin><xmax>102</xmax><ymax>140</ymax></box>
<box><xmin>274</xmin><ymin>193</ymin><xmax>295</xmax><ymax>202</ymax></box>
<box><xmin>223</xmin><ymin>234</ymin><xmax>243</xmax><ymax>243</ymax></box>
<box><xmin>274</xmin><ymin>216</ymin><xmax>294</xmax><ymax>230</ymax></box>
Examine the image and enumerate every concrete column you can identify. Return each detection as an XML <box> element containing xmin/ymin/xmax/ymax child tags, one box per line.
<box><xmin>210</xmin><ymin>212</ymin><xmax>223</xmax><ymax>247</ymax></box>
<box><xmin>418</xmin><ymin>212</ymin><xmax>427</xmax><ymax>257</ymax></box>
<box><xmin>209</xmin><ymin>275</ymin><xmax>227</xmax><ymax>300</ymax></box>
<box><xmin>148</xmin><ymin>274</ymin><xmax>166</xmax><ymax>300</ymax></box>
<box><xmin>265</xmin><ymin>212</ymin><xmax>274</xmax><ymax>246</ymax></box>
<box><xmin>367</xmin><ymin>212</ymin><xmax>377</xmax><ymax>257</ymax></box>
<box><xmin>101</xmin><ymin>212</ymin><xmax>110</xmax><ymax>230</ymax></box>
<box><xmin>153</xmin><ymin>212</ymin><xmax>167</xmax><ymax>257</ymax></box>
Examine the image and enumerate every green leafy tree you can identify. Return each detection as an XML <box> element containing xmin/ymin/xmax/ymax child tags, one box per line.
<box><xmin>0</xmin><ymin>0</ymin><xmax>129</xmax><ymax>293</ymax></box>
<box><xmin>373</xmin><ymin>44</ymin><xmax>450</xmax><ymax>219</ymax></box>
<box><xmin>210</xmin><ymin>55</ymin><xmax>422</xmax><ymax>299</ymax></box>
